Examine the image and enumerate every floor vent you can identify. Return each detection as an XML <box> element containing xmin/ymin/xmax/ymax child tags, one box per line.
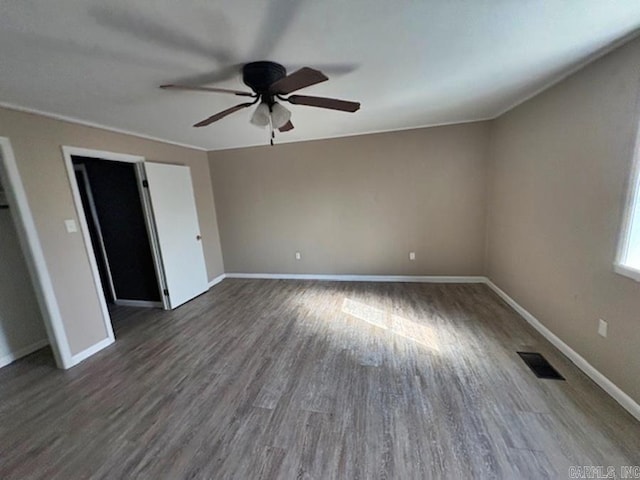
<box><xmin>517</xmin><ymin>352</ymin><xmax>565</xmax><ymax>380</ymax></box>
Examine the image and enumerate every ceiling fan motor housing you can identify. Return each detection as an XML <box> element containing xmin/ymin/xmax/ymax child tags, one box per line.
<box><xmin>242</xmin><ymin>61</ymin><xmax>287</xmax><ymax>97</ymax></box>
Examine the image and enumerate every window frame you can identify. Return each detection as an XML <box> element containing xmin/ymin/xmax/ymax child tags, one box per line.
<box><xmin>615</xmin><ymin>132</ymin><xmax>640</xmax><ymax>282</ymax></box>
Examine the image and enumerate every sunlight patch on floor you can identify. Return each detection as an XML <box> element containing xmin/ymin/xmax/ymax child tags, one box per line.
<box><xmin>341</xmin><ymin>297</ymin><xmax>440</xmax><ymax>352</ymax></box>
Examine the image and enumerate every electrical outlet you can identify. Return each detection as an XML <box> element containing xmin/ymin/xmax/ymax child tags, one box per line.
<box><xmin>598</xmin><ymin>319</ymin><xmax>608</xmax><ymax>338</ymax></box>
<box><xmin>409</xmin><ymin>252</ymin><xmax>416</xmax><ymax>261</ymax></box>
<box><xmin>295</xmin><ymin>252</ymin><xmax>301</xmax><ymax>260</ymax></box>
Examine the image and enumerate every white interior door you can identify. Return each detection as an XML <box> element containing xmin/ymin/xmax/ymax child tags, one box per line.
<box><xmin>143</xmin><ymin>162</ymin><xmax>208</xmax><ymax>309</ymax></box>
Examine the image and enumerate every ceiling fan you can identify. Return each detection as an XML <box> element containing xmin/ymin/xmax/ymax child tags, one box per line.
<box><xmin>160</xmin><ymin>61</ymin><xmax>360</xmax><ymax>143</ymax></box>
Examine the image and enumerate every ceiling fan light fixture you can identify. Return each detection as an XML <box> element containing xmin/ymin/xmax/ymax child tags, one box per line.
<box><xmin>250</xmin><ymin>102</ymin><xmax>271</xmax><ymax>127</ymax></box>
<box><xmin>270</xmin><ymin>102</ymin><xmax>291</xmax><ymax>129</ymax></box>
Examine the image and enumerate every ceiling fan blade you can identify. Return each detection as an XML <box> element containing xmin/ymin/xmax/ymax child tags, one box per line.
<box><xmin>287</xmin><ymin>95</ymin><xmax>360</xmax><ymax>112</ymax></box>
<box><xmin>168</xmin><ymin>63</ymin><xmax>244</xmax><ymax>89</ymax></box>
<box><xmin>161</xmin><ymin>84</ymin><xmax>254</xmax><ymax>97</ymax></box>
<box><xmin>286</xmin><ymin>63</ymin><xmax>359</xmax><ymax>76</ymax></box>
<box><xmin>269</xmin><ymin>67</ymin><xmax>328</xmax><ymax>94</ymax></box>
<box><xmin>90</xmin><ymin>6</ymin><xmax>233</xmax><ymax>63</ymax></box>
<box><xmin>249</xmin><ymin>0</ymin><xmax>303</xmax><ymax>60</ymax></box>
<box><xmin>278</xmin><ymin>120</ymin><xmax>294</xmax><ymax>132</ymax></box>
<box><xmin>193</xmin><ymin>102</ymin><xmax>254</xmax><ymax>127</ymax></box>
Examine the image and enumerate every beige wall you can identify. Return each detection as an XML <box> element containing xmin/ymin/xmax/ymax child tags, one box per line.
<box><xmin>486</xmin><ymin>37</ymin><xmax>640</xmax><ymax>403</ymax></box>
<box><xmin>209</xmin><ymin>123</ymin><xmax>490</xmax><ymax>275</ymax></box>
<box><xmin>0</xmin><ymin>107</ymin><xmax>224</xmax><ymax>356</ymax></box>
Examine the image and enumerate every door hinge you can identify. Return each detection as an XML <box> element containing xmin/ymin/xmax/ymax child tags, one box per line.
<box><xmin>163</xmin><ymin>289</ymin><xmax>169</xmax><ymax>296</ymax></box>
<box><xmin>142</xmin><ymin>179</ymin><xmax>149</xmax><ymax>188</ymax></box>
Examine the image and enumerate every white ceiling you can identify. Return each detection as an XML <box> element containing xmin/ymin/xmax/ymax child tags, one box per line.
<box><xmin>1</xmin><ymin>1</ymin><xmax>640</xmax><ymax>151</ymax></box>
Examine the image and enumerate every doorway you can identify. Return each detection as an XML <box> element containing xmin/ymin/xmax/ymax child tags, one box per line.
<box><xmin>0</xmin><ymin>174</ymin><xmax>50</xmax><ymax>368</ymax></box>
<box><xmin>71</xmin><ymin>156</ymin><xmax>162</xmax><ymax>308</ymax></box>
<box><xmin>62</xmin><ymin>146</ymin><xmax>210</xmax><ymax>347</ymax></box>
<box><xmin>0</xmin><ymin>137</ymin><xmax>69</xmax><ymax>368</ymax></box>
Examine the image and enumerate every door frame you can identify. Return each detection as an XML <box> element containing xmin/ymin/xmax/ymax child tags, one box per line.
<box><xmin>61</xmin><ymin>146</ymin><xmax>170</xmax><ymax>339</ymax></box>
<box><xmin>73</xmin><ymin>163</ymin><xmax>118</xmax><ymax>303</ymax></box>
<box><xmin>0</xmin><ymin>137</ymin><xmax>72</xmax><ymax>368</ymax></box>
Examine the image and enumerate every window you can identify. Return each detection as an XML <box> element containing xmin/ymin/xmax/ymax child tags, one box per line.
<box><xmin>615</xmin><ymin>147</ymin><xmax>640</xmax><ymax>282</ymax></box>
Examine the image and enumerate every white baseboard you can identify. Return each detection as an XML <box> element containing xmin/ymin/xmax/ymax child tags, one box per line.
<box><xmin>69</xmin><ymin>337</ymin><xmax>114</xmax><ymax>367</ymax></box>
<box><xmin>0</xmin><ymin>338</ymin><xmax>49</xmax><ymax>369</ymax></box>
<box><xmin>208</xmin><ymin>274</ymin><xmax>227</xmax><ymax>288</ymax></box>
<box><xmin>225</xmin><ymin>273</ymin><xmax>487</xmax><ymax>283</ymax></box>
<box><xmin>114</xmin><ymin>299</ymin><xmax>162</xmax><ymax>308</ymax></box>
<box><xmin>485</xmin><ymin>279</ymin><xmax>640</xmax><ymax>422</ymax></box>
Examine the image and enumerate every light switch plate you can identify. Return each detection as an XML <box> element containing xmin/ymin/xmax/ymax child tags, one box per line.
<box><xmin>409</xmin><ymin>252</ymin><xmax>416</xmax><ymax>260</ymax></box>
<box><xmin>64</xmin><ymin>219</ymin><xmax>78</xmax><ymax>233</ymax></box>
<box><xmin>598</xmin><ymin>319</ymin><xmax>608</xmax><ymax>338</ymax></box>
<box><xmin>295</xmin><ymin>252</ymin><xmax>301</xmax><ymax>260</ymax></box>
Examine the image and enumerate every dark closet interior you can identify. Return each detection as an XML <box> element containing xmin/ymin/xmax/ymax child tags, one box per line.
<box><xmin>72</xmin><ymin>156</ymin><xmax>160</xmax><ymax>304</ymax></box>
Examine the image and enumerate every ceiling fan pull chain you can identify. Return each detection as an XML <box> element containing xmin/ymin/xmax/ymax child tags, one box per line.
<box><xmin>269</xmin><ymin>104</ymin><xmax>275</xmax><ymax>146</ymax></box>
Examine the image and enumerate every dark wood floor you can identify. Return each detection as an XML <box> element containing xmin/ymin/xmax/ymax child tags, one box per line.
<box><xmin>1</xmin><ymin>280</ymin><xmax>638</xmax><ymax>479</ymax></box>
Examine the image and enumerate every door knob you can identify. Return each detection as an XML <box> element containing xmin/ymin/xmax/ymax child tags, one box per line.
<box><xmin>196</xmin><ymin>234</ymin><xmax>202</xmax><ymax>241</ymax></box>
